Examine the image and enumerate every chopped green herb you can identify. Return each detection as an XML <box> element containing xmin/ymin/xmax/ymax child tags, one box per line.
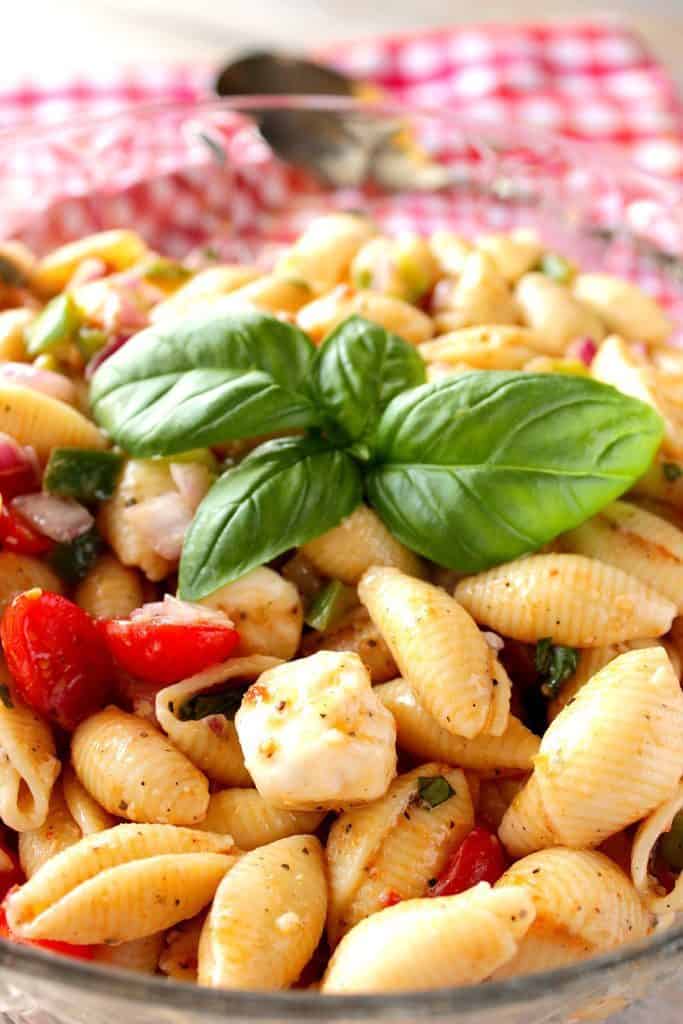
<box><xmin>202</xmin><ymin>246</ymin><xmax>220</xmax><ymax>262</ymax></box>
<box><xmin>27</xmin><ymin>292</ymin><xmax>83</xmax><ymax>356</ymax></box>
<box><xmin>662</xmin><ymin>462</ymin><xmax>683</xmax><ymax>483</ymax></box>
<box><xmin>76</xmin><ymin>326</ymin><xmax>108</xmax><ymax>360</ymax></box>
<box><xmin>537</xmin><ymin>252</ymin><xmax>575</xmax><ymax>284</ymax></box>
<box><xmin>50</xmin><ymin>526</ymin><xmax>103</xmax><ymax>584</ymax></box>
<box><xmin>178</xmin><ymin>685</ymin><xmax>250</xmax><ymax>722</ymax></box>
<box><xmin>535</xmin><ymin>637</ymin><xmax>579</xmax><ymax>698</ymax></box>
<box><xmin>417</xmin><ymin>775</ymin><xmax>455</xmax><ymax>809</ymax></box>
<box><xmin>44</xmin><ymin>448</ymin><xmax>124</xmax><ymax>502</ymax></box>
<box><xmin>0</xmin><ymin>684</ymin><xmax>13</xmax><ymax>709</ymax></box>
<box><xmin>142</xmin><ymin>259</ymin><xmax>192</xmax><ymax>284</ymax></box>
<box><xmin>660</xmin><ymin>810</ymin><xmax>683</xmax><ymax>871</ymax></box>
<box><xmin>305</xmin><ymin>580</ymin><xmax>357</xmax><ymax>632</ymax></box>
<box><xmin>0</xmin><ymin>256</ymin><xmax>26</xmax><ymax>287</ymax></box>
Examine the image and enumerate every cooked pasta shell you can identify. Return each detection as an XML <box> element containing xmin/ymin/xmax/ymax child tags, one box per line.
<box><xmin>454</xmin><ymin>554</ymin><xmax>676</xmax><ymax>646</ymax></box>
<box><xmin>301</xmin><ymin>606</ymin><xmax>398</xmax><ymax>683</ymax></box>
<box><xmin>630</xmin><ymin>782</ymin><xmax>683</xmax><ymax>915</ymax></box>
<box><xmin>198</xmin><ymin>835</ymin><xmax>327</xmax><ymax>990</ymax></box>
<box><xmin>74</xmin><ymin>555</ymin><xmax>145</xmax><ymax>620</ymax></box>
<box><xmin>630</xmin><ymin>455</ymin><xmax>683</xmax><ymax>512</ymax></box>
<box><xmin>18</xmin><ymin>779</ymin><xmax>81</xmax><ymax>877</ymax></box>
<box><xmin>0</xmin><ymin>308</ymin><xmax>32</xmax><ymax>360</ymax></box>
<box><xmin>155</xmin><ymin>656</ymin><xmax>280</xmax><ymax>787</ymax></box>
<box><xmin>574</xmin><ymin>273</ymin><xmax>672</xmax><ymax>346</ymax></box>
<box><xmin>327</xmin><ymin>763</ymin><xmax>473</xmax><ymax>946</ymax></box>
<box><xmin>515</xmin><ymin>272</ymin><xmax>605</xmax><ymax>353</ymax></box>
<box><xmin>223</xmin><ymin>274</ymin><xmax>313</xmax><ymax>315</ymax></box>
<box><xmin>0</xmin><ymin>694</ymin><xmax>59</xmax><ymax>832</ymax></box>
<box><xmin>32</xmin><ymin>230</ymin><xmax>148</xmax><ymax>296</ymax></box>
<box><xmin>6</xmin><ymin>823</ymin><xmax>238</xmax><ymax>944</ymax></box>
<box><xmin>477</xmin><ymin>231</ymin><xmax>543</xmax><ymax>283</ymax></box>
<box><xmin>300</xmin><ymin>505</ymin><xmax>423</xmax><ymax>584</ymax></box>
<box><xmin>492</xmin><ymin>849</ymin><xmax>651</xmax><ymax>978</ymax></box>
<box><xmin>276</xmin><ymin>212</ymin><xmax>376</xmax><ymax>295</ymax></box>
<box><xmin>94</xmin><ymin>932</ymin><xmax>165</xmax><ymax>974</ymax></box>
<box><xmin>150</xmin><ymin>265</ymin><xmax>261</xmax><ymax>322</ymax></box>
<box><xmin>376</xmin><ymin>679</ymin><xmax>539</xmax><ymax>776</ymax></box>
<box><xmin>97</xmin><ymin>459</ymin><xmax>176</xmax><ymax>581</ymax></box>
<box><xmin>160</xmin><ymin>913</ymin><xmax>205</xmax><ymax>982</ymax></box>
<box><xmin>199</xmin><ymin>567</ymin><xmax>302</xmax><ymax>660</ymax></box>
<box><xmin>499</xmin><ymin>647</ymin><xmax>683</xmax><ymax>855</ymax></box>
<box><xmin>0</xmin><ymin>385</ymin><xmax>105</xmax><ymax>459</ymax></box>
<box><xmin>61</xmin><ymin>763</ymin><xmax>115</xmax><ymax>835</ymax></box>
<box><xmin>432</xmin><ymin>251</ymin><xmax>520</xmax><ymax>329</ymax></box>
<box><xmin>429</xmin><ymin>231</ymin><xmax>472</xmax><ymax>276</ymax></box>
<box><xmin>72</xmin><ymin>706</ymin><xmax>210</xmax><ymax>825</ymax></box>
<box><xmin>418</xmin><ymin>325</ymin><xmax>547</xmax><ymax>371</ymax></box>
<box><xmin>592</xmin><ymin>335</ymin><xmax>683</xmax><ymax>460</ymax></box>
<box><xmin>560</xmin><ymin>501</ymin><xmax>683</xmax><ymax>612</ymax></box>
<box><xmin>198</xmin><ymin>789</ymin><xmax>324</xmax><ymax>851</ymax></box>
<box><xmin>548</xmin><ymin>640</ymin><xmax>663</xmax><ymax>721</ymax></box>
<box><xmin>359</xmin><ymin>567</ymin><xmax>506</xmax><ymax>738</ymax></box>
<box><xmin>0</xmin><ymin>552</ymin><xmax>63</xmax><ymax>614</ymax></box>
<box><xmin>322</xmin><ymin>883</ymin><xmax>536</xmax><ymax>993</ymax></box>
<box><xmin>297</xmin><ymin>287</ymin><xmax>433</xmax><ymax>345</ymax></box>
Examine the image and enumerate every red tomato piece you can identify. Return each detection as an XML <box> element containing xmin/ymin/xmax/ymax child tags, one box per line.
<box><xmin>430</xmin><ymin>826</ymin><xmax>507</xmax><ymax>898</ymax></box>
<box><xmin>1</xmin><ymin>591</ymin><xmax>114</xmax><ymax>731</ymax></box>
<box><xmin>0</xmin><ymin>908</ymin><xmax>93</xmax><ymax>960</ymax></box>
<box><xmin>0</xmin><ymin>505</ymin><xmax>52</xmax><ymax>555</ymax></box>
<box><xmin>100</xmin><ymin>618</ymin><xmax>240</xmax><ymax>685</ymax></box>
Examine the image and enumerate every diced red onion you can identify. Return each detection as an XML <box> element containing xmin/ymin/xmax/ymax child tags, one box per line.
<box><xmin>124</xmin><ymin>492</ymin><xmax>193</xmax><ymax>562</ymax></box>
<box><xmin>170</xmin><ymin>462</ymin><xmax>212</xmax><ymax>512</ymax></box>
<box><xmin>566</xmin><ymin>337</ymin><xmax>598</xmax><ymax>367</ymax></box>
<box><xmin>0</xmin><ymin>433</ymin><xmax>39</xmax><ymax>499</ymax></box>
<box><xmin>68</xmin><ymin>257</ymin><xmax>109</xmax><ymax>288</ymax></box>
<box><xmin>101</xmin><ymin>279</ymin><xmax>166</xmax><ymax>334</ymax></box>
<box><xmin>482</xmin><ymin>631</ymin><xmax>505</xmax><ymax>652</ymax></box>
<box><xmin>12</xmin><ymin>493</ymin><xmax>93</xmax><ymax>542</ymax></box>
<box><xmin>129</xmin><ymin>593</ymin><xmax>232</xmax><ymax>627</ymax></box>
<box><xmin>0</xmin><ymin>363</ymin><xmax>77</xmax><ymax>405</ymax></box>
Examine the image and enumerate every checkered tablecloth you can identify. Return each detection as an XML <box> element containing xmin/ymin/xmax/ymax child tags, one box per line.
<box><xmin>0</xmin><ymin>17</ymin><xmax>682</xmax><ymax>288</ymax></box>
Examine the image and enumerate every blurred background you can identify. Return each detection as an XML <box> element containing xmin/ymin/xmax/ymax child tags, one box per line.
<box><xmin>2</xmin><ymin>0</ymin><xmax>683</xmax><ymax>88</ymax></box>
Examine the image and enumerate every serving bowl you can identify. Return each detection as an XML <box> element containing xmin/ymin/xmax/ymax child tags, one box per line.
<box><xmin>1</xmin><ymin>96</ymin><xmax>683</xmax><ymax>1024</ymax></box>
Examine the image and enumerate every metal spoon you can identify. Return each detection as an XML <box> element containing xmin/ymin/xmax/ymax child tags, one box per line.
<box><xmin>213</xmin><ymin>50</ymin><xmax>448</xmax><ymax>189</ymax></box>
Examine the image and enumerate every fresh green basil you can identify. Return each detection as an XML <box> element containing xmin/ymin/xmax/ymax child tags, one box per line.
<box><xmin>417</xmin><ymin>776</ymin><xmax>455</xmax><ymax>808</ymax></box>
<box><xmin>534</xmin><ymin>637</ymin><xmax>579</xmax><ymax>698</ymax></box>
<box><xmin>90</xmin><ymin>308</ymin><xmax>320</xmax><ymax>456</ymax></box>
<box><xmin>179</xmin><ymin>435</ymin><xmax>362</xmax><ymax>600</ymax></box>
<box><xmin>308</xmin><ymin>316</ymin><xmax>426</xmax><ymax>445</ymax></box>
<box><xmin>177</xmin><ymin>685</ymin><xmax>249</xmax><ymax>722</ymax></box>
<box><xmin>367</xmin><ymin>372</ymin><xmax>664</xmax><ymax>572</ymax></box>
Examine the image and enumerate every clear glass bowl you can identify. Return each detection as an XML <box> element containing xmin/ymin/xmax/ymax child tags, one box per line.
<box><xmin>1</xmin><ymin>97</ymin><xmax>683</xmax><ymax>1024</ymax></box>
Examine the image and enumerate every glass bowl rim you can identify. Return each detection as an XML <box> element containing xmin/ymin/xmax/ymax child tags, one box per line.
<box><xmin>1</xmin><ymin>93</ymin><xmax>682</xmax><ymax>1015</ymax></box>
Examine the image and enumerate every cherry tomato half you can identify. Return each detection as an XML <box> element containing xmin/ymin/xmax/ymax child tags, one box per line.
<box><xmin>1</xmin><ymin>591</ymin><xmax>114</xmax><ymax>731</ymax></box>
<box><xmin>0</xmin><ymin>505</ymin><xmax>52</xmax><ymax>556</ymax></box>
<box><xmin>99</xmin><ymin>618</ymin><xmax>240</xmax><ymax>685</ymax></box>
<box><xmin>0</xmin><ymin>907</ymin><xmax>93</xmax><ymax>960</ymax></box>
<box><xmin>430</xmin><ymin>826</ymin><xmax>507</xmax><ymax>897</ymax></box>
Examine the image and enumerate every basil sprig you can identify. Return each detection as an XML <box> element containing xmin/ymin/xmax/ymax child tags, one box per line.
<box><xmin>90</xmin><ymin>311</ymin><xmax>664</xmax><ymax>600</ymax></box>
<box><xmin>90</xmin><ymin>306</ymin><xmax>320</xmax><ymax>456</ymax></box>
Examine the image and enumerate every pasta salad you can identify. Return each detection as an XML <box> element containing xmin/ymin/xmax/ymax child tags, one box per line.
<box><xmin>0</xmin><ymin>214</ymin><xmax>681</xmax><ymax>992</ymax></box>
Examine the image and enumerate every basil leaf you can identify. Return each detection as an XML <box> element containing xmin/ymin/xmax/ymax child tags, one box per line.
<box><xmin>535</xmin><ymin>637</ymin><xmax>579</xmax><ymax>698</ymax></box>
<box><xmin>50</xmin><ymin>526</ymin><xmax>103</xmax><ymax>584</ymax></box>
<box><xmin>417</xmin><ymin>776</ymin><xmax>454</xmax><ymax>808</ymax></box>
<box><xmin>178</xmin><ymin>686</ymin><xmax>249</xmax><ymax>722</ymax></box>
<box><xmin>90</xmin><ymin>309</ymin><xmax>319</xmax><ymax>456</ymax></box>
<box><xmin>367</xmin><ymin>372</ymin><xmax>664</xmax><ymax>572</ymax></box>
<box><xmin>179</xmin><ymin>435</ymin><xmax>363</xmax><ymax>600</ymax></box>
<box><xmin>308</xmin><ymin>316</ymin><xmax>426</xmax><ymax>445</ymax></box>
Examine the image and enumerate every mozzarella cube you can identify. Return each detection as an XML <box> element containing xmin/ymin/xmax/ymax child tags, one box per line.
<box><xmin>235</xmin><ymin>651</ymin><xmax>396</xmax><ymax>810</ymax></box>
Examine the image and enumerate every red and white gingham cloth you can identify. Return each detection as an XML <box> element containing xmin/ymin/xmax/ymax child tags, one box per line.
<box><xmin>0</xmin><ymin>15</ymin><xmax>682</xmax><ymax>320</ymax></box>
<box><xmin>1</xmin><ymin>19</ymin><xmax>681</xmax><ymax>177</ymax></box>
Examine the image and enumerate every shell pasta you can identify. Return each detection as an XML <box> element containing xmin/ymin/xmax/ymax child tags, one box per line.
<box><xmin>0</xmin><ymin>220</ymin><xmax>681</xmax><ymax>995</ymax></box>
